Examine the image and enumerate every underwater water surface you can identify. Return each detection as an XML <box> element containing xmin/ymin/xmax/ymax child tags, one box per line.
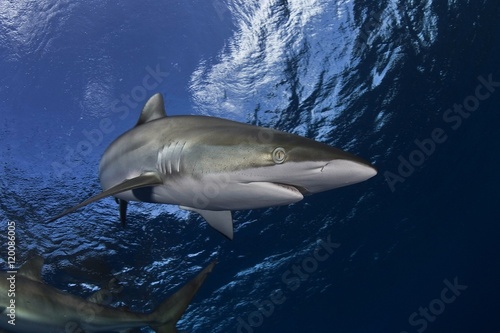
<box><xmin>1</xmin><ymin>0</ymin><xmax>500</xmax><ymax>332</ymax></box>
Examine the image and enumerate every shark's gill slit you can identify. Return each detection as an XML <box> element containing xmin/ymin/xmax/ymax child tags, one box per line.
<box><xmin>175</xmin><ymin>141</ymin><xmax>186</xmax><ymax>173</ymax></box>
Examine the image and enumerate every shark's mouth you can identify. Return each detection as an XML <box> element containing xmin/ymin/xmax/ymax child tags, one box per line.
<box><xmin>273</xmin><ymin>183</ymin><xmax>310</xmax><ymax>196</ymax></box>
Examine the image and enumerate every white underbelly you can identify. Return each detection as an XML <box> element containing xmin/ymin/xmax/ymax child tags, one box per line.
<box><xmin>147</xmin><ymin>175</ymin><xmax>304</xmax><ymax>210</ymax></box>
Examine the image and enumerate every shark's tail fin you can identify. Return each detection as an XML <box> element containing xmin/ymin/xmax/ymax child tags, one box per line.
<box><xmin>150</xmin><ymin>260</ymin><xmax>216</xmax><ymax>333</ymax></box>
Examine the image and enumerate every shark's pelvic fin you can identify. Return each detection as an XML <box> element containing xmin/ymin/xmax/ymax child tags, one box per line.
<box><xmin>180</xmin><ymin>206</ymin><xmax>233</xmax><ymax>240</ymax></box>
<box><xmin>119</xmin><ymin>199</ymin><xmax>129</xmax><ymax>227</ymax></box>
<box><xmin>135</xmin><ymin>93</ymin><xmax>167</xmax><ymax>127</ymax></box>
<box><xmin>18</xmin><ymin>254</ymin><xmax>44</xmax><ymax>282</ymax></box>
<box><xmin>150</xmin><ymin>260</ymin><xmax>217</xmax><ymax>333</ymax></box>
<box><xmin>48</xmin><ymin>172</ymin><xmax>163</xmax><ymax>222</ymax></box>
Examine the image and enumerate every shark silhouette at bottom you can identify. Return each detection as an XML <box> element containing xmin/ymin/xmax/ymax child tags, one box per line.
<box><xmin>0</xmin><ymin>255</ymin><xmax>215</xmax><ymax>333</ymax></box>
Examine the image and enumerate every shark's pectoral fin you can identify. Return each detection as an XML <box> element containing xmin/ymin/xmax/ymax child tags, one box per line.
<box><xmin>18</xmin><ymin>254</ymin><xmax>44</xmax><ymax>282</ymax></box>
<box><xmin>180</xmin><ymin>206</ymin><xmax>233</xmax><ymax>240</ymax></box>
<box><xmin>48</xmin><ymin>172</ymin><xmax>163</xmax><ymax>222</ymax></box>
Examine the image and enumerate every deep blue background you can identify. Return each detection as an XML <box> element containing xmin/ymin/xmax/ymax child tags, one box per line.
<box><xmin>1</xmin><ymin>1</ymin><xmax>499</xmax><ymax>332</ymax></box>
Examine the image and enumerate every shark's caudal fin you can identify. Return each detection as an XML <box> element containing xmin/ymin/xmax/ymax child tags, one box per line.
<box><xmin>48</xmin><ymin>172</ymin><xmax>163</xmax><ymax>222</ymax></box>
<box><xmin>150</xmin><ymin>260</ymin><xmax>216</xmax><ymax>333</ymax></box>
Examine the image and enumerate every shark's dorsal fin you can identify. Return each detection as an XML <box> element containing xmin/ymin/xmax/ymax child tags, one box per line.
<box><xmin>48</xmin><ymin>172</ymin><xmax>164</xmax><ymax>222</ymax></box>
<box><xmin>135</xmin><ymin>93</ymin><xmax>167</xmax><ymax>127</ymax></box>
<box><xmin>18</xmin><ymin>255</ymin><xmax>44</xmax><ymax>282</ymax></box>
<box><xmin>180</xmin><ymin>206</ymin><xmax>233</xmax><ymax>240</ymax></box>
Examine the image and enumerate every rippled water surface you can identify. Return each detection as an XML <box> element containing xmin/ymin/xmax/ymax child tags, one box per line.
<box><xmin>1</xmin><ymin>1</ymin><xmax>500</xmax><ymax>332</ymax></box>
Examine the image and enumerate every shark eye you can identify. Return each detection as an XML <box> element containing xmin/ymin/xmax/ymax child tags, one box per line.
<box><xmin>272</xmin><ymin>147</ymin><xmax>286</xmax><ymax>164</ymax></box>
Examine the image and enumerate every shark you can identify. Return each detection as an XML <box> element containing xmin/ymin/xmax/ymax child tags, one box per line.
<box><xmin>0</xmin><ymin>255</ymin><xmax>215</xmax><ymax>333</ymax></box>
<box><xmin>50</xmin><ymin>93</ymin><xmax>377</xmax><ymax>239</ymax></box>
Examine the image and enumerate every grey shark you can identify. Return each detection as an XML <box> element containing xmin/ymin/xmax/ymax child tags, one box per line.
<box><xmin>0</xmin><ymin>255</ymin><xmax>215</xmax><ymax>333</ymax></box>
<box><xmin>50</xmin><ymin>93</ymin><xmax>377</xmax><ymax>239</ymax></box>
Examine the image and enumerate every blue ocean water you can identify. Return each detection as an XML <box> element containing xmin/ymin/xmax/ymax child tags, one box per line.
<box><xmin>1</xmin><ymin>0</ymin><xmax>499</xmax><ymax>332</ymax></box>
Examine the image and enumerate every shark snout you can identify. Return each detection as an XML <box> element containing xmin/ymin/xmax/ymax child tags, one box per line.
<box><xmin>273</xmin><ymin>157</ymin><xmax>377</xmax><ymax>195</ymax></box>
<box><xmin>321</xmin><ymin>159</ymin><xmax>377</xmax><ymax>187</ymax></box>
